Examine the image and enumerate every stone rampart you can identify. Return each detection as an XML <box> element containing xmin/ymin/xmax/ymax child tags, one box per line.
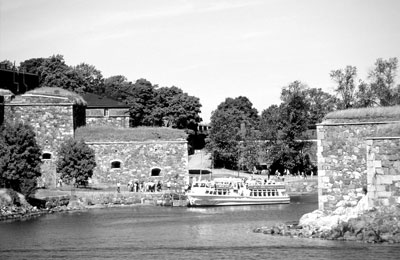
<box><xmin>317</xmin><ymin>119</ymin><xmax>400</xmax><ymax>212</ymax></box>
<box><xmin>87</xmin><ymin>140</ymin><xmax>188</xmax><ymax>187</ymax></box>
<box><xmin>4</xmin><ymin>93</ymin><xmax>85</xmax><ymax>187</ymax></box>
<box><xmin>367</xmin><ymin>137</ymin><xmax>400</xmax><ymax>207</ymax></box>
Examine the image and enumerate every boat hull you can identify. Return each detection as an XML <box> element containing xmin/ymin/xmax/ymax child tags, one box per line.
<box><xmin>187</xmin><ymin>194</ymin><xmax>290</xmax><ymax>207</ymax></box>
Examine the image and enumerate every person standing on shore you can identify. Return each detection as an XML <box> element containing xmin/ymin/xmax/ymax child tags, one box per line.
<box><xmin>117</xmin><ymin>181</ymin><xmax>121</xmax><ymax>193</ymax></box>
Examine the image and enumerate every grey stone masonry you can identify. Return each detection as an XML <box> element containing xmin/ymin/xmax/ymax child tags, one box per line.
<box><xmin>317</xmin><ymin>121</ymin><xmax>398</xmax><ymax>212</ymax></box>
<box><xmin>3</xmin><ymin>93</ymin><xmax>86</xmax><ymax>188</ymax></box>
<box><xmin>366</xmin><ymin>137</ymin><xmax>400</xmax><ymax>207</ymax></box>
<box><xmin>87</xmin><ymin>140</ymin><xmax>188</xmax><ymax>187</ymax></box>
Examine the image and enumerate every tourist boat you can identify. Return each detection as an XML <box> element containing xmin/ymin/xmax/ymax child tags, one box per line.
<box><xmin>186</xmin><ymin>177</ymin><xmax>290</xmax><ymax>207</ymax></box>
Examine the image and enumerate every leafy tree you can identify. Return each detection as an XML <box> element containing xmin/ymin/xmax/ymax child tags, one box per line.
<box><xmin>239</xmin><ymin>128</ymin><xmax>261</xmax><ymax>172</ymax></box>
<box><xmin>19</xmin><ymin>58</ymin><xmax>45</xmax><ymax>74</ymax></box>
<box><xmin>0</xmin><ymin>122</ymin><xmax>42</xmax><ymax>196</ymax></box>
<box><xmin>0</xmin><ymin>60</ymin><xmax>15</xmax><ymax>70</ymax></box>
<box><xmin>103</xmin><ymin>75</ymin><xmax>133</xmax><ymax>101</ymax></box>
<box><xmin>72</xmin><ymin>63</ymin><xmax>105</xmax><ymax>95</ymax></box>
<box><xmin>330</xmin><ymin>65</ymin><xmax>358</xmax><ymax>109</ymax></box>
<box><xmin>354</xmin><ymin>80</ymin><xmax>375</xmax><ymax>108</ymax></box>
<box><xmin>126</xmin><ymin>79</ymin><xmax>157</xmax><ymax>127</ymax></box>
<box><xmin>206</xmin><ymin>96</ymin><xmax>259</xmax><ymax>169</ymax></box>
<box><xmin>260</xmin><ymin>81</ymin><xmax>316</xmax><ymax>175</ymax></box>
<box><xmin>304</xmin><ymin>87</ymin><xmax>338</xmax><ymax>125</ymax></box>
<box><xmin>153</xmin><ymin>86</ymin><xmax>202</xmax><ymax>130</ymax></box>
<box><xmin>368</xmin><ymin>57</ymin><xmax>399</xmax><ymax>106</ymax></box>
<box><xmin>56</xmin><ymin>138</ymin><xmax>96</xmax><ymax>187</ymax></box>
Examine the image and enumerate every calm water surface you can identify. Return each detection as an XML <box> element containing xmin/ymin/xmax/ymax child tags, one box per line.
<box><xmin>1</xmin><ymin>194</ymin><xmax>399</xmax><ymax>260</ymax></box>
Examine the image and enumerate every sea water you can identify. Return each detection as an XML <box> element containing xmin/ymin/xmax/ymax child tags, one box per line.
<box><xmin>1</xmin><ymin>194</ymin><xmax>399</xmax><ymax>260</ymax></box>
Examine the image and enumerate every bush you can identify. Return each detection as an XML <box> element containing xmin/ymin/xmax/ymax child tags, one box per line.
<box><xmin>0</xmin><ymin>122</ymin><xmax>42</xmax><ymax>196</ymax></box>
<box><xmin>56</xmin><ymin>138</ymin><xmax>96</xmax><ymax>187</ymax></box>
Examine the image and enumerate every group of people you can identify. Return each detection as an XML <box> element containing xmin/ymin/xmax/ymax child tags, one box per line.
<box><xmin>117</xmin><ymin>180</ymin><xmax>172</xmax><ymax>193</ymax></box>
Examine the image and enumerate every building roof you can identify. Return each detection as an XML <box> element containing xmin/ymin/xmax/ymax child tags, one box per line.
<box><xmin>82</xmin><ymin>93</ymin><xmax>129</xmax><ymax>108</ymax></box>
<box><xmin>75</xmin><ymin>126</ymin><xmax>187</xmax><ymax>142</ymax></box>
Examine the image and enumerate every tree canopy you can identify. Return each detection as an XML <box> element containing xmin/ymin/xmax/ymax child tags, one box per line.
<box><xmin>260</xmin><ymin>82</ymin><xmax>335</xmax><ymax>175</ymax></box>
<box><xmin>206</xmin><ymin>96</ymin><xmax>260</xmax><ymax>169</ymax></box>
<box><xmin>0</xmin><ymin>122</ymin><xmax>42</xmax><ymax>196</ymax></box>
<box><xmin>56</xmin><ymin>138</ymin><xmax>96</xmax><ymax>187</ymax></box>
<box><xmin>331</xmin><ymin>57</ymin><xmax>400</xmax><ymax>108</ymax></box>
<box><xmin>12</xmin><ymin>55</ymin><xmax>203</xmax><ymax>130</ymax></box>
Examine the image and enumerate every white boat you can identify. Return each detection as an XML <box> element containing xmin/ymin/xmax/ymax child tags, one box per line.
<box><xmin>186</xmin><ymin>177</ymin><xmax>290</xmax><ymax>207</ymax></box>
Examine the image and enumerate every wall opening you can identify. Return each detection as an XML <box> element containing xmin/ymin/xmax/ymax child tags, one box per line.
<box><xmin>151</xmin><ymin>168</ymin><xmax>161</xmax><ymax>177</ymax></box>
<box><xmin>42</xmin><ymin>152</ymin><xmax>52</xmax><ymax>160</ymax></box>
<box><xmin>111</xmin><ymin>161</ymin><xmax>121</xmax><ymax>169</ymax></box>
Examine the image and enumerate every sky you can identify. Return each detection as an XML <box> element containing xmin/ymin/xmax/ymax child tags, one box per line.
<box><xmin>1</xmin><ymin>0</ymin><xmax>400</xmax><ymax>123</ymax></box>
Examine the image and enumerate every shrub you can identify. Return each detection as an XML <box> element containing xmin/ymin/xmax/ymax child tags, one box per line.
<box><xmin>0</xmin><ymin>122</ymin><xmax>42</xmax><ymax>196</ymax></box>
<box><xmin>56</xmin><ymin>138</ymin><xmax>96</xmax><ymax>187</ymax></box>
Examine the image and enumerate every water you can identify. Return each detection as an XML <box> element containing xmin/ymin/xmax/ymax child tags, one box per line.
<box><xmin>1</xmin><ymin>194</ymin><xmax>399</xmax><ymax>260</ymax></box>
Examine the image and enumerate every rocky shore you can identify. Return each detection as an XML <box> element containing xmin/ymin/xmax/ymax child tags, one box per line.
<box><xmin>254</xmin><ymin>204</ymin><xmax>400</xmax><ymax>243</ymax></box>
<box><xmin>0</xmin><ymin>188</ymin><xmax>174</xmax><ymax>222</ymax></box>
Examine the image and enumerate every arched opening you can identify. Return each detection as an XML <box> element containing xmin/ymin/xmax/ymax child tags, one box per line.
<box><xmin>111</xmin><ymin>161</ymin><xmax>121</xmax><ymax>169</ymax></box>
<box><xmin>42</xmin><ymin>152</ymin><xmax>52</xmax><ymax>160</ymax></box>
<box><xmin>151</xmin><ymin>168</ymin><xmax>161</xmax><ymax>177</ymax></box>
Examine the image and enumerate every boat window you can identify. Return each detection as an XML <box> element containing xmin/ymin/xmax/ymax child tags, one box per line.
<box><xmin>267</xmin><ymin>190</ymin><xmax>271</xmax><ymax>196</ymax></box>
<box><xmin>200</xmin><ymin>183</ymin><xmax>206</xmax><ymax>187</ymax></box>
<box><xmin>193</xmin><ymin>183</ymin><xmax>199</xmax><ymax>187</ymax></box>
<box><xmin>263</xmin><ymin>191</ymin><xmax>266</xmax><ymax>196</ymax></box>
<box><xmin>250</xmin><ymin>191</ymin><xmax>253</xmax><ymax>196</ymax></box>
<box><xmin>258</xmin><ymin>190</ymin><xmax>262</xmax><ymax>196</ymax></box>
<box><xmin>205</xmin><ymin>190</ymin><xmax>209</xmax><ymax>194</ymax></box>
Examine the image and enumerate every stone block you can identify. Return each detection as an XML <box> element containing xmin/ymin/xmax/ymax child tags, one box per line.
<box><xmin>376</xmin><ymin>175</ymin><xmax>393</xmax><ymax>184</ymax></box>
<box><xmin>389</xmin><ymin>168</ymin><xmax>399</xmax><ymax>175</ymax></box>
<box><xmin>392</xmin><ymin>176</ymin><xmax>400</xmax><ymax>181</ymax></box>
<box><xmin>374</xmin><ymin>160</ymin><xmax>382</xmax><ymax>168</ymax></box>
<box><xmin>377</xmin><ymin>191</ymin><xmax>392</xmax><ymax>198</ymax></box>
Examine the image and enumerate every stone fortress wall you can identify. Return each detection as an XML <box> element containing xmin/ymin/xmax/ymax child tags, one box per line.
<box><xmin>0</xmin><ymin>88</ymin><xmax>188</xmax><ymax>189</ymax></box>
<box><xmin>317</xmin><ymin>107</ymin><xmax>400</xmax><ymax>212</ymax></box>
<box><xmin>2</xmin><ymin>91</ymin><xmax>85</xmax><ymax>187</ymax></box>
<box><xmin>366</xmin><ymin>137</ymin><xmax>400</xmax><ymax>207</ymax></box>
<box><xmin>87</xmin><ymin>140</ymin><xmax>188</xmax><ymax>186</ymax></box>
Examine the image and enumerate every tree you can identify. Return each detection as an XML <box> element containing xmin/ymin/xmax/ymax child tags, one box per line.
<box><xmin>206</xmin><ymin>96</ymin><xmax>260</xmax><ymax>169</ymax></box>
<box><xmin>368</xmin><ymin>57</ymin><xmax>399</xmax><ymax>106</ymax></box>
<box><xmin>103</xmin><ymin>75</ymin><xmax>132</xmax><ymax>101</ymax></box>
<box><xmin>260</xmin><ymin>81</ymin><xmax>316</xmax><ymax>175</ymax></box>
<box><xmin>19</xmin><ymin>58</ymin><xmax>45</xmax><ymax>74</ymax></box>
<box><xmin>0</xmin><ymin>60</ymin><xmax>15</xmax><ymax>70</ymax></box>
<box><xmin>354</xmin><ymin>80</ymin><xmax>375</xmax><ymax>108</ymax></box>
<box><xmin>126</xmin><ymin>79</ymin><xmax>157</xmax><ymax>127</ymax></box>
<box><xmin>153</xmin><ymin>86</ymin><xmax>202</xmax><ymax>130</ymax></box>
<box><xmin>0</xmin><ymin>122</ymin><xmax>42</xmax><ymax>196</ymax></box>
<box><xmin>303</xmin><ymin>88</ymin><xmax>338</xmax><ymax>125</ymax></box>
<box><xmin>56</xmin><ymin>138</ymin><xmax>96</xmax><ymax>187</ymax></box>
<box><xmin>72</xmin><ymin>63</ymin><xmax>105</xmax><ymax>95</ymax></box>
<box><xmin>330</xmin><ymin>65</ymin><xmax>358</xmax><ymax>109</ymax></box>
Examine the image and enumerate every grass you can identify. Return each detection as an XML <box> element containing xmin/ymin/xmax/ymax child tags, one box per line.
<box><xmin>75</xmin><ymin>126</ymin><xmax>187</xmax><ymax>142</ymax></box>
<box><xmin>26</xmin><ymin>87</ymin><xmax>87</xmax><ymax>105</ymax></box>
<box><xmin>324</xmin><ymin>106</ymin><xmax>400</xmax><ymax>122</ymax></box>
<box><xmin>374</xmin><ymin>123</ymin><xmax>400</xmax><ymax>137</ymax></box>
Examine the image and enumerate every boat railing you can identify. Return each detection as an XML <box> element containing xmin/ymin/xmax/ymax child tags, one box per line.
<box><xmin>247</xmin><ymin>184</ymin><xmax>286</xmax><ymax>190</ymax></box>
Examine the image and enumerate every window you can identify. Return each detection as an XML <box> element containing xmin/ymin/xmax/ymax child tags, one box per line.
<box><xmin>151</xmin><ymin>168</ymin><xmax>161</xmax><ymax>176</ymax></box>
<box><xmin>42</xmin><ymin>152</ymin><xmax>52</xmax><ymax>160</ymax></box>
<box><xmin>104</xmin><ymin>108</ymin><xmax>109</xmax><ymax>117</ymax></box>
<box><xmin>111</xmin><ymin>161</ymin><xmax>121</xmax><ymax>169</ymax></box>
